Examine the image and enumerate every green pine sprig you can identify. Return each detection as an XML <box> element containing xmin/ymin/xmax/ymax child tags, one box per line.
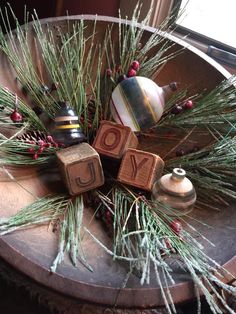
<box><xmin>159</xmin><ymin>75</ymin><xmax>236</xmax><ymax>133</ymax></box>
<box><xmin>166</xmin><ymin>136</ymin><xmax>236</xmax><ymax>205</ymax></box>
<box><xmin>0</xmin><ymin>195</ymin><xmax>68</xmax><ymax>235</ymax></box>
<box><xmin>91</xmin><ymin>186</ymin><xmax>236</xmax><ymax>314</ymax></box>
<box><xmin>0</xmin><ymin>138</ymin><xmax>58</xmax><ymax>166</ymax></box>
<box><xmin>0</xmin><ymin>86</ymin><xmax>46</xmax><ymax>131</ymax></box>
<box><xmin>50</xmin><ymin>195</ymin><xmax>92</xmax><ymax>273</ymax></box>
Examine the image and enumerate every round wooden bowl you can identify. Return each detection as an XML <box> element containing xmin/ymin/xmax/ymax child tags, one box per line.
<box><xmin>0</xmin><ymin>15</ymin><xmax>235</xmax><ymax>311</ymax></box>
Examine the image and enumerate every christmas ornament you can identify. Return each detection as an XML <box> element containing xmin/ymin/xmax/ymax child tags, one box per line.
<box><xmin>152</xmin><ymin>168</ymin><xmax>196</xmax><ymax>214</ymax></box>
<box><xmin>52</xmin><ymin>102</ymin><xmax>85</xmax><ymax>147</ymax></box>
<box><xmin>110</xmin><ymin>76</ymin><xmax>177</xmax><ymax>131</ymax></box>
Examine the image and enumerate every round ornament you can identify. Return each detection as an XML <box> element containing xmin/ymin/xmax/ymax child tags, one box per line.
<box><xmin>152</xmin><ymin>168</ymin><xmax>196</xmax><ymax>215</ymax></box>
<box><xmin>52</xmin><ymin>102</ymin><xmax>85</xmax><ymax>147</ymax></box>
<box><xmin>110</xmin><ymin>76</ymin><xmax>177</xmax><ymax>131</ymax></box>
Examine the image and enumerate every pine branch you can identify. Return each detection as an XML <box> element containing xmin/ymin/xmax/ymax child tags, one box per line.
<box><xmin>166</xmin><ymin>136</ymin><xmax>236</xmax><ymax>204</ymax></box>
<box><xmin>0</xmin><ymin>195</ymin><xmax>68</xmax><ymax>235</ymax></box>
<box><xmin>51</xmin><ymin>195</ymin><xmax>93</xmax><ymax>273</ymax></box>
<box><xmin>0</xmin><ymin>138</ymin><xmax>58</xmax><ymax>166</ymax></box>
<box><xmin>0</xmin><ymin>86</ymin><xmax>46</xmax><ymax>131</ymax></box>
<box><xmin>94</xmin><ymin>186</ymin><xmax>236</xmax><ymax>314</ymax></box>
<box><xmin>160</xmin><ymin>76</ymin><xmax>236</xmax><ymax>133</ymax></box>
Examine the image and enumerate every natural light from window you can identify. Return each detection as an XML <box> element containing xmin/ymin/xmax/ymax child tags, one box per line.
<box><xmin>176</xmin><ymin>0</ymin><xmax>236</xmax><ymax>49</ymax></box>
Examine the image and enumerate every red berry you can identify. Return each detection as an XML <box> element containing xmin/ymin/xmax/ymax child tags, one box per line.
<box><xmin>80</xmin><ymin>116</ymin><xmax>84</xmax><ymax>123</ymax></box>
<box><xmin>28</xmin><ymin>140</ymin><xmax>36</xmax><ymax>145</ymax></box>
<box><xmin>131</xmin><ymin>60</ymin><xmax>140</xmax><ymax>71</ymax></box>
<box><xmin>106</xmin><ymin>68</ymin><xmax>112</xmax><ymax>77</ymax></box>
<box><xmin>46</xmin><ymin>135</ymin><xmax>53</xmax><ymax>142</ymax></box>
<box><xmin>184</xmin><ymin>100</ymin><xmax>194</xmax><ymax>109</ymax></box>
<box><xmin>170</xmin><ymin>220</ymin><xmax>182</xmax><ymax>234</ymax></box>
<box><xmin>51</xmin><ymin>82</ymin><xmax>59</xmax><ymax>91</ymax></box>
<box><xmin>38</xmin><ymin>146</ymin><xmax>44</xmax><ymax>153</ymax></box>
<box><xmin>176</xmin><ymin>148</ymin><xmax>185</xmax><ymax>157</ymax></box>
<box><xmin>127</xmin><ymin>68</ymin><xmax>136</xmax><ymax>78</ymax></box>
<box><xmin>38</xmin><ymin>140</ymin><xmax>46</xmax><ymax>147</ymax></box>
<box><xmin>169</xmin><ymin>82</ymin><xmax>178</xmax><ymax>91</ymax></box>
<box><xmin>171</xmin><ymin>105</ymin><xmax>183</xmax><ymax>114</ymax></box>
<box><xmin>10</xmin><ymin>109</ymin><xmax>22</xmax><ymax>123</ymax></box>
<box><xmin>164</xmin><ymin>237</ymin><xmax>172</xmax><ymax>250</ymax></box>
<box><xmin>33</xmin><ymin>153</ymin><xmax>38</xmax><ymax>160</ymax></box>
<box><xmin>27</xmin><ymin>147</ymin><xmax>35</xmax><ymax>153</ymax></box>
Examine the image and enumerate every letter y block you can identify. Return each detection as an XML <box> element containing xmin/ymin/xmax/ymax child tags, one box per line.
<box><xmin>117</xmin><ymin>148</ymin><xmax>164</xmax><ymax>191</ymax></box>
<box><xmin>56</xmin><ymin>143</ymin><xmax>104</xmax><ymax>195</ymax></box>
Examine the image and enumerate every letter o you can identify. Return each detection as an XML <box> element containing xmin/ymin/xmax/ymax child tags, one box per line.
<box><xmin>100</xmin><ymin>128</ymin><xmax>121</xmax><ymax>150</ymax></box>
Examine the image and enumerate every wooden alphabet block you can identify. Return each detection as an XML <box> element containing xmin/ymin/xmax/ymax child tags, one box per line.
<box><xmin>117</xmin><ymin>148</ymin><xmax>164</xmax><ymax>191</ymax></box>
<box><xmin>56</xmin><ymin>143</ymin><xmax>104</xmax><ymax>195</ymax></box>
<box><xmin>92</xmin><ymin>120</ymin><xmax>138</xmax><ymax>159</ymax></box>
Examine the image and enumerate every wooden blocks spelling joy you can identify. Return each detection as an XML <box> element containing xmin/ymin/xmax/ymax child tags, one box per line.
<box><xmin>117</xmin><ymin>148</ymin><xmax>164</xmax><ymax>191</ymax></box>
<box><xmin>92</xmin><ymin>120</ymin><xmax>138</xmax><ymax>159</ymax></box>
<box><xmin>56</xmin><ymin>143</ymin><xmax>104</xmax><ymax>195</ymax></box>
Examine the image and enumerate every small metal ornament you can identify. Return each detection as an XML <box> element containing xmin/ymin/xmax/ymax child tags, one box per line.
<box><xmin>152</xmin><ymin>168</ymin><xmax>196</xmax><ymax>215</ymax></box>
<box><xmin>52</xmin><ymin>102</ymin><xmax>85</xmax><ymax>147</ymax></box>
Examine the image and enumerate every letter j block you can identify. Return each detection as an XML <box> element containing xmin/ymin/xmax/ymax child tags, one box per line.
<box><xmin>92</xmin><ymin>120</ymin><xmax>138</xmax><ymax>159</ymax></box>
<box><xmin>56</xmin><ymin>143</ymin><xmax>104</xmax><ymax>195</ymax></box>
<box><xmin>117</xmin><ymin>148</ymin><xmax>164</xmax><ymax>191</ymax></box>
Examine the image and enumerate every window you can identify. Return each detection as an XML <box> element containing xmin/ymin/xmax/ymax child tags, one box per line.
<box><xmin>173</xmin><ymin>0</ymin><xmax>236</xmax><ymax>66</ymax></box>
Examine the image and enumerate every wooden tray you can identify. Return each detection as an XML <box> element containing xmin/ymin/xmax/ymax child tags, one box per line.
<box><xmin>0</xmin><ymin>15</ymin><xmax>235</xmax><ymax>310</ymax></box>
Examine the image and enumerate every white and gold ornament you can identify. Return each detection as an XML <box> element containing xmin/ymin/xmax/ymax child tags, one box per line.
<box><xmin>110</xmin><ymin>76</ymin><xmax>177</xmax><ymax>132</ymax></box>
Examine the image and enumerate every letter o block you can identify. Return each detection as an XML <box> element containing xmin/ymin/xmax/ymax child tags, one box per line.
<box><xmin>92</xmin><ymin>121</ymin><xmax>138</xmax><ymax>159</ymax></box>
<box><xmin>117</xmin><ymin>148</ymin><xmax>164</xmax><ymax>191</ymax></box>
<box><xmin>56</xmin><ymin>143</ymin><xmax>104</xmax><ymax>195</ymax></box>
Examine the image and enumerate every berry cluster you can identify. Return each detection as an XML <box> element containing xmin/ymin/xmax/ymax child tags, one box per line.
<box><xmin>171</xmin><ymin>99</ymin><xmax>194</xmax><ymax>115</ymax></box>
<box><xmin>27</xmin><ymin>135</ymin><xmax>58</xmax><ymax>160</ymax></box>
<box><xmin>17</xmin><ymin>131</ymin><xmax>58</xmax><ymax>160</ymax></box>
<box><xmin>106</xmin><ymin>60</ymin><xmax>140</xmax><ymax>84</ymax></box>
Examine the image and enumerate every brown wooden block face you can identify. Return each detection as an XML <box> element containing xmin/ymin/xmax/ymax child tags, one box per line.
<box><xmin>117</xmin><ymin>148</ymin><xmax>164</xmax><ymax>191</ymax></box>
<box><xmin>92</xmin><ymin>120</ymin><xmax>138</xmax><ymax>159</ymax></box>
<box><xmin>56</xmin><ymin>143</ymin><xmax>104</xmax><ymax>195</ymax></box>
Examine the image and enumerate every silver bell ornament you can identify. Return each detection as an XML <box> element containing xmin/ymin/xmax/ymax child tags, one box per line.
<box><xmin>152</xmin><ymin>168</ymin><xmax>196</xmax><ymax>215</ymax></box>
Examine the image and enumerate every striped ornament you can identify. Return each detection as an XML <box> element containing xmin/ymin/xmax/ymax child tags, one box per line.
<box><xmin>52</xmin><ymin>102</ymin><xmax>85</xmax><ymax>146</ymax></box>
<box><xmin>110</xmin><ymin>76</ymin><xmax>165</xmax><ymax>132</ymax></box>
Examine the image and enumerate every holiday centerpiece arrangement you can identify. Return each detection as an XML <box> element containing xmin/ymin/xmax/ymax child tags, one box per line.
<box><xmin>0</xmin><ymin>5</ymin><xmax>235</xmax><ymax>313</ymax></box>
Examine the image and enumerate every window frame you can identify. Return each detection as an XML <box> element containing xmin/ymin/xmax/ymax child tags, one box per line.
<box><xmin>171</xmin><ymin>0</ymin><xmax>236</xmax><ymax>60</ymax></box>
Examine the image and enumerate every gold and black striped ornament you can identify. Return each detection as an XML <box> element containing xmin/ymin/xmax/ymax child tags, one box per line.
<box><xmin>110</xmin><ymin>76</ymin><xmax>177</xmax><ymax>132</ymax></box>
<box><xmin>52</xmin><ymin>102</ymin><xmax>85</xmax><ymax>147</ymax></box>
